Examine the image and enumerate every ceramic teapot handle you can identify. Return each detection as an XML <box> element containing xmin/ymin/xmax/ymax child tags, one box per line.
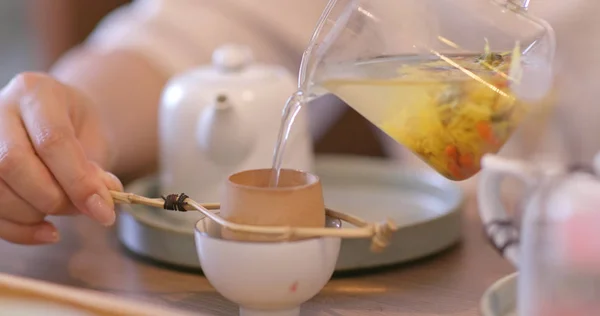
<box><xmin>477</xmin><ymin>154</ymin><xmax>538</xmax><ymax>267</ymax></box>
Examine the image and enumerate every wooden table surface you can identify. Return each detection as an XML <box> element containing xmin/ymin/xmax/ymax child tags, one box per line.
<box><xmin>0</xmin><ymin>192</ymin><xmax>515</xmax><ymax>316</ymax></box>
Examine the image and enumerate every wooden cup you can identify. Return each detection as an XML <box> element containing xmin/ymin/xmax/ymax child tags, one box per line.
<box><xmin>219</xmin><ymin>169</ymin><xmax>326</xmax><ymax>242</ymax></box>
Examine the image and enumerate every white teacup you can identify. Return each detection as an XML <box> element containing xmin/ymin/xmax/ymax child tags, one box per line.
<box><xmin>478</xmin><ymin>153</ymin><xmax>600</xmax><ymax>315</ymax></box>
<box><xmin>194</xmin><ymin>215</ymin><xmax>341</xmax><ymax>316</ymax></box>
<box><xmin>477</xmin><ymin>153</ymin><xmax>599</xmax><ymax>265</ymax></box>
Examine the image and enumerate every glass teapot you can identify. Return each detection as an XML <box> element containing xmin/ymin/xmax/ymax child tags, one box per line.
<box><xmin>295</xmin><ymin>0</ymin><xmax>556</xmax><ymax>181</ymax></box>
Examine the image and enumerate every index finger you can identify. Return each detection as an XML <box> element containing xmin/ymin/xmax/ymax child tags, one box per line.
<box><xmin>0</xmin><ymin>105</ymin><xmax>72</xmax><ymax>216</ymax></box>
<box><xmin>16</xmin><ymin>74</ymin><xmax>115</xmax><ymax>225</ymax></box>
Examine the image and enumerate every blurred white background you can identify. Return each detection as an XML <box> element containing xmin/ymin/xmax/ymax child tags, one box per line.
<box><xmin>0</xmin><ymin>1</ymin><xmax>40</xmax><ymax>84</ymax></box>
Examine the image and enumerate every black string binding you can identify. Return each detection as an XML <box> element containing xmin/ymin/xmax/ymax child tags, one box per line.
<box><xmin>161</xmin><ymin>193</ymin><xmax>189</xmax><ymax>212</ymax></box>
<box><xmin>484</xmin><ymin>220</ymin><xmax>519</xmax><ymax>256</ymax></box>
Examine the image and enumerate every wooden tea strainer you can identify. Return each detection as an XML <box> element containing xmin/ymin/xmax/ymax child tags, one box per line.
<box><xmin>110</xmin><ymin>191</ymin><xmax>397</xmax><ymax>252</ymax></box>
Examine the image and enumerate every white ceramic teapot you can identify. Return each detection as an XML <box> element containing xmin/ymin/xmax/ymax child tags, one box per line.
<box><xmin>158</xmin><ymin>44</ymin><xmax>315</xmax><ymax>224</ymax></box>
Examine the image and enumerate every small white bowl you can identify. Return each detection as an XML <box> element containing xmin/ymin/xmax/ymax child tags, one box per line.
<box><xmin>194</xmin><ymin>215</ymin><xmax>342</xmax><ymax>316</ymax></box>
<box><xmin>480</xmin><ymin>273</ymin><xmax>518</xmax><ymax>316</ymax></box>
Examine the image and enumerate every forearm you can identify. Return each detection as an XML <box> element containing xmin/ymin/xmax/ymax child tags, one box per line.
<box><xmin>50</xmin><ymin>46</ymin><xmax>168</xmax><ymax>182</ymax></box>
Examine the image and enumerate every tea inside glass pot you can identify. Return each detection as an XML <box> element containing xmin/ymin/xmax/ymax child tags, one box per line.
<box><xmin>296</xmin><ymin>0</ymin><xmax>556</xmax><ymax>181</ymax></box>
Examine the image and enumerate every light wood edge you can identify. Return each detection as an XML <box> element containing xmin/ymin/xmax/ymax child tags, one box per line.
<box><xmin>0</xmin><ymin>273</ymin><xmax>197</xmax><ymax>316</ymax></box>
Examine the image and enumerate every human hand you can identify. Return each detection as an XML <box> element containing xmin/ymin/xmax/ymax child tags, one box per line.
<box><xmin>0</xmin><ymin>72</ymin><xmax>123</xmax><ymax>245</ymax></box>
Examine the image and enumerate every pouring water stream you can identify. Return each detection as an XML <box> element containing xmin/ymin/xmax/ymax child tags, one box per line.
<box><xmin>269</xmin><ymin>0</ymin><xmax>341</xmax><ymax>187</ymax></box>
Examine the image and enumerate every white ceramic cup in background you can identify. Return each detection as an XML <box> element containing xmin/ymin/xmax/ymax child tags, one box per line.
<box><xmin>476</xmin><ymin>153</ymin><xmax>600</xmax><ymax>263</ymax></box>
<box><xmin>477</xmin><ymin>154</ymin><xmax>568</xmax><ymax>265</ymax></box>
<box><xmin>478</xmin><ymin>153</ymin><xmax>600</xmax><ymax>316</ymax></box>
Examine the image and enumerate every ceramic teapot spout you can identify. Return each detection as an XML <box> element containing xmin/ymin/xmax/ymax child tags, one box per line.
<box><xmin>196</xmin><ymin>94</ymin><xmax>256</xmax><ymax>166</ymax></box>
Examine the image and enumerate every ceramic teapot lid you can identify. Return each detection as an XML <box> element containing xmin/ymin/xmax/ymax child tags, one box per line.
<box><xmin>190</xmin><ymin>44</ymin><xmax>292</xmax><ymax>84</ymax></box>
<box><xmin>212</xmin><ymin>44</ymin><xmax>254</xmax><ymax>72</ymax></box>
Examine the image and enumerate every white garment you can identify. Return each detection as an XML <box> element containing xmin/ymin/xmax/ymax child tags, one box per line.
<box><xmin>87</xmin><ymin>0</ymin><xmax>326</xmax><ymax>77</ymax></box>
<box><xmin>86</xmin><ymin>0</ymin><xmax>600</xmax><ymax>168</ymax></box>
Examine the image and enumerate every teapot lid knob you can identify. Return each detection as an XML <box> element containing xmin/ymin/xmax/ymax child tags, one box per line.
<box><xmin>212</xmin><ymin>44</ymin><xmax>254</xmax><ymax>72</ymax></box>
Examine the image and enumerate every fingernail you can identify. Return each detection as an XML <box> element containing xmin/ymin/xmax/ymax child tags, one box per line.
<box><xmin>34</xmin><ymin>226</ymin><xmax>59</xmax><ymax>243</ymax></box>
<box><xmin>85</xmin><ymin>194</ymin><xmax>116</xmax><ymax>226</ymax></box>
<box><xmin>106</xmin><ymin>172</ymin><xmax>124</xmax><ymax>192</ymax></box>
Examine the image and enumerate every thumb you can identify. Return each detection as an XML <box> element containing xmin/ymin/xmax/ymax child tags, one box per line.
<box><xmin>87</xmin><ymin>163</ymin><xmax>123</xmax><ymax>225</ymax></box>
<box><xmin>101</xmin><ymin>170</ymin><xmax>124</xmax><ymax>193</ymax></box>
<box><xmin>90</xmin><ymin>161</ymin><xmax>123</xmax><ymax>192</ymax></box>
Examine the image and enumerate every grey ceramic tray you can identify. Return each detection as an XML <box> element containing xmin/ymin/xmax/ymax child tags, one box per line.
<box><xmin>481</xmin><ymin>273</ymin><xmax>518</xmax><ymax>316</ymax></box>
<box><xmin>117</xmin><ymin>155</ymin><xmax>464</xmax><ymax>272</ymax></box>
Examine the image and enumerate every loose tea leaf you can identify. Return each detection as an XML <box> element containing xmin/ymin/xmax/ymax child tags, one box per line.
<box><xmin>380</xmin><ymin>41</ymin><xmax>531</xmax><ymax>180</ymax></box>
